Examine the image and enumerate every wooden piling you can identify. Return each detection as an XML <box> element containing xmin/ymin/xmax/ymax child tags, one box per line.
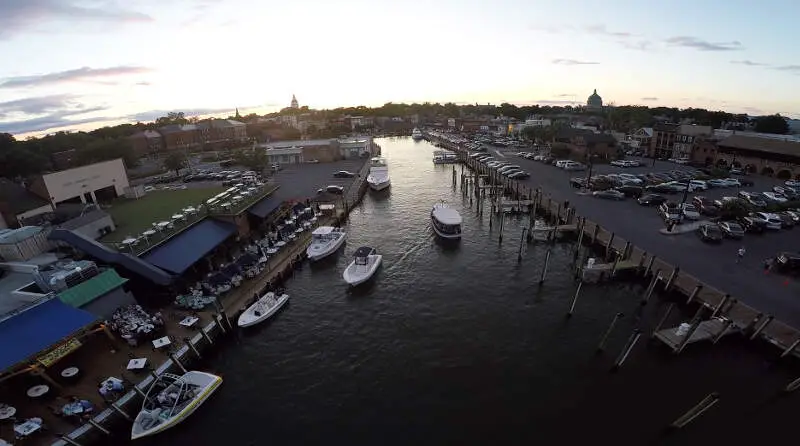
<box><xmin>644</xmin><ymin>256</ymin><xmax>656</xmax><ymax>277</ymax></box>
<box><xmin>110</xmin><ymin>402</ymin><xmax>133</xmax><ymax>421</ymax></box>
<box><xmin>574</xmin><ymin>218</ymin><xmax>585</xmax><ymax>260</ymax></box>
<box><xmin>641</xmin><ymin>271</ymin><xmax>661</xmax><ymax>304</ymax></box>
<box><xmin>622</xmin><ymin>241</ymin><xmax>631</xmax><ymax>260</ymax></box>
<box><xmin>59</xmin><ymin>435</ymin><xmax>84</xmax><ymax>446</ymax></box>
<box><xmin>591</xmin><ymin>224</ymin><xmax>600</xmax><ymax>245</ymax></box>
<box><xmin>612</xmin><ymin>329</ymin><xmax>642</xmax><ymax>370</ymax></box>
<box><xmin>664</xmin><ymin>267</ymin><xmax>680</xmax><ymax>291</ymax></box>
<box><xmin>610</xmin><ymin>253</ymin><xmax>621</xmax><ymax>277</ymax></box>
<box><xmin>749</xmin><ymin>315</ymin><xmax>774</xmax><ymax>340</ymax></box>
<box><xmin>670</xmin><ymin>393</ymin><xmax>720</xmax><ymax>429</ymax></box>
<box><xmin>200</xmin><ymin>327</ymin><xmax>214</xmax><ymax>346</ymax></box>
<box><xmin>651</xmin><ymin>303</ymin><xmax>675</xmax><ymax>338</ymax></box>
<box><xmin>87</xmin><ymin>419</ymin><xmax>111</xmax><ymax>435</ymax></box>
<box><xmin>780</xmin><ymin>338</ymin><xmax>800</xmax><ymax>358</ymax></box>
<box><xmin>597</xmin><ymin>312</ymin><xmax>624</xmax><ymax>352</ymax></box>
<box><xmin>169</xmin><ymin>351</ymin><xmax>188</xmax><ymax>374</ymax></box>
<box><xmin>686</xmin><ymin>284</ymin><xmax>703</xmax><ymax>304</ymax></box>
<box><xmin>567</xmin><ymin>281</ymin><xmax>583</xmax><ymax>317</ymax></box>
<box><xmin>710</xmin><ymin>294</ymin><xmax>730</xmax><ymax>318</ymax></box>
<box><xmin>605</xmin><ymin>233</ymin><xmax>615</xmax><ymax>258</ymax></box>
<box><xmin>784</xmin><ymin>376</ymin><xmax>800</xmax><ymax>392</ymax></box>
<box><xmin>675</xmin><ymin>306</ymin><xmax>707</xmax><ymax>354</ymax></box>
<box><xmin>712</xmin><ymin>319</ymin><xmax>733</xmax><ymax>344</ymax></box>
<box><xmin>539</xmin><ymin>248</ymin><xmax>552</xmax><ymax>285</ymax></box>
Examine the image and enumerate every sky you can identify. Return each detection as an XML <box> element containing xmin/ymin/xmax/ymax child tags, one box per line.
<box><xmin>0</xmin><ymin>0</ymin><xmax>798</xmax><ymax>137</ymax></box>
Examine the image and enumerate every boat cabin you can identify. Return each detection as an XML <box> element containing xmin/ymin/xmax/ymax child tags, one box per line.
<box><xmin>431</xmin><ymin>205</ymin><xmax>462</xmax><ymax>236</ymax></box>
<box><xmin>353</xmin><ymin>246</ymin><xmax>376</xmax><ymax>265</ymax></box>
<box><xmin>311</xmin><ymin>226</ymin><xmax>341</xmax><ymax>242</ymax></box>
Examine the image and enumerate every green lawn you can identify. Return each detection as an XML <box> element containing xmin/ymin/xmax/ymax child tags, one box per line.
<box><xmin>100</xmin><ymin>187</ymin><xmax>224</xmax><ymax>242</ymax></box>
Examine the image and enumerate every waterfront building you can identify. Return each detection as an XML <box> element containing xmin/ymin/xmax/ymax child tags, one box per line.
<box><xmin>649</xmin><ymin>123</ymin><xmax>712</xmax><ymax>160</ymax></box>
<box><xmin>27</xmin><ymin>159</ymin><xmax>130</xmax><ymax>208</ymax></box>
<box><xmin>157</xmin><ymin>123</ymin><xmax>201</xmax><ymax>152</ymax></box>
<box><xmin>554</xmin><ymin>128</ymin><xmax>618</xmax><ymax>159</ymax></box>
<box><xmin>709</xmin><ymin>134</ymin><xmax>800</xmax><ymax>179</ymax></box>
<box><xmin>586</xmin><ymin>89</ymin><xmax>603</xmax><ymax>111</ymax></box>
<box><xmin>0</xmin><ymin>179</ymin><xmax>54</xmax><ymax>229</ymax></box>
<box><xmin>129</xmin><ymin>130</ymin><xmax>165</xmax><ymax>157</ymax></box>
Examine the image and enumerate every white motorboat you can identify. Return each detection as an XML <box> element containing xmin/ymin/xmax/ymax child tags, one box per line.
<box><xmin>412</xmin><ymin>128</ymin><xmax>424</xmax><ymax>140</ymax></box>
<box><xmin>131</xmin><ymin>371</ymin><xmax>222</xmax><ymax>440</ymax></box>
<box><xmin>367</xmin><ymin>157</ymin><xmax>390</xmax><ymax>191</ymax></box>
<box><xmin>431</xmin><ymin>202</ymin><xmax>462</xmax><ymax>240</ymax></box>
<box><xmin>343</xmin><ymin>246</ymin><xmax>382</xmax><ymax>286</ymax></box>
<box><xmin>237</xmin><ymin>291</ymin><xmax>290</xmax><ymax>328</ymax></box>
<box><xmin>306</xmin><ymin>226</ymin><xmax>346</xmax><ymax>261</ymax></box>
<box><xmin>432</xmin><ymin>150</ymin><xmax>458</xmax><ymax>164</ymax></box>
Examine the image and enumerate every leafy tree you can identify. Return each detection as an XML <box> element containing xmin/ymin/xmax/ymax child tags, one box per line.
<box><xmin>232</xmin><ymin>148</ymin><xmax>269</xmax><ymax>174</ymax></box>
<box><xmin>156</xmin><ymin>112</ymin><xmax>188</xmax><ymax>126</ymax></box>
<box><xmin>753</xmin><ymin>114</ymin><xmax>789</xmax><ymax>134</ymax></box>
<box><xmin>75</xmin><ymin>138</ymin><xmax>139</xmax><ymax>168</ymax></box>
<box><xmin>720</xmin><ymin>200</ymin><xmax>751</xmax><ymax>219</ymax></box>
<box><xmin>162</xmin><ymin>152</ymin><xmax>187</xmax><ymax>176</ymax></box>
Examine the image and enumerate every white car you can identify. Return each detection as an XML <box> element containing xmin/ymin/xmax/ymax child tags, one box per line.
<box><xmin>681</xmin><ymin>203</ymin><xmax>701</xmax><ymax>220</ymax></box>
<box><xmin>722</xmin><ymin>178</ymin><xmax>741</xmax><ymax>187</ymax></box>
<box><xmin>785</xmin><ymin>180</ymin><xmax>800</xmax><ymax>188</ymax></box>
<box><xmin>617</xmin><ymin>174</ymin><xmax>643</xmax><ymax>185</ymax></box>
<box><xmin>762</xmin><ymin>192</ymin><xmax>788</xmax><ymax>203</ymax></box>
<box><xmin>754</xmin><ymin>212</ymin><xmax>783</xmax><ymax>230</ymax></box>
<box><xmin>611</xmin><ymin>160</ymin><xmax>627</xmax><ymax>167</ymax></box>
<box><xmin>689</xmin><ymin>180</ymin><xmax>708</xmax><ymax>191</ymax></box>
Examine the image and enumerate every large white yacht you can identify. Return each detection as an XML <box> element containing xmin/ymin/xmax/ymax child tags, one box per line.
<box><xmin>431</xmin><ymin>202</ymin><xmax>462</xmax><ymax>240</ymax></box>
<box><xmin>411</xmin><ymin>128</ymin><xmax>424</xmax><ymax>140</ymax></box>
<box><xmin>366</xmin><ymin>157</ymin><xmax>391</xmax><ymax>191</ymax></box>
<box><xmin>306</xmin><ymin>226</ymin><xmax>346</xmax><ymax>261</ymax></box>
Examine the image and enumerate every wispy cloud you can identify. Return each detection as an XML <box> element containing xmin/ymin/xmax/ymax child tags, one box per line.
<box><xmin>0</xmin><ymin>94</ymin><xmax>77</xmax><ymax>117</ymax></box>
<box><xmin>730</xmin><ymin>60</ymin><xmax>766</xmax><ymax>66</ymax></box>
<box><xmin>128</xmin><ymin>107</ymin><xmax>239</xmax><ymax>122</ymax></box>
<box><xmin>773</xmin><ymin>65</ymin><xmax>800</xmax><ymax>74</ymax></box>
<box><xmin>552</xmin><ymin>59</ymin><xmax>599</xmax><ymax>66</ymax></box>
<box><xmin>0</xmin><ymin>0</ymin><xmax>152</xmax><ymax>39</ymax></box>
<box><xmin>641</xmin><ymin>97</ymin><xmax>659</xmax><ymax>101</ymax></box>
<box><xmin>0</xmin><ymin>66</ymin><xmax>152</xmax><ymax>89</ymax></box>
<box><xmin>665</xmin><ymin>36</ymin><xmax>743</xmax><ymax>51</ymax></box>
<box><xmin>554</xmin><ymin>93</ymin><xmax>574</xmax><ymax>98</ymax></box>
<box><xmin>536</xmin><ymin>100</ymin><xmax>580</xmax><ymax>105</ymax></box>
<box><xmin>584</xmin><ymin>25</ymin><xmax>631</xmax><ymax>38</ymax></box>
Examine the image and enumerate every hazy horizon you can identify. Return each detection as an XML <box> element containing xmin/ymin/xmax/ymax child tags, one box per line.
<box><xmin>1</xmin><ymin>0</ymin><xmax>798</xmax><ymax>137</ymax></box>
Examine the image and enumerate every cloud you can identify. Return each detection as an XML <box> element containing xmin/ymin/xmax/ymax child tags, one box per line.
<box><xmin>127</xmin><ymin>107</ymin><xmax>239</xmax><ymax>122</ymax></box>
<box><xmin>773</xmin><ymin>65</ymin><xmax>800</xmax><ymax>74</ymax></box>
<box><xmin>584</xmin><ymin>25</ymin><xmax>631</xmax><ymax>38</ymax></box>
<box><xmin>135</xmin><ymin>82</ymin><xmax>152</xmax><ymax>86</ymax></box>
<box><xmin>554</xmin><ymin>94</ymin><xmax>574</xmax><ymax>98</ymax></box>
<box><xmin>665</xmin><ymin>36</ymin><xmax>743</xmax><ymax>51</ymax></box>
<box><xmin>536</xmin><ymin>100</ymin><xmax>580</xmax><ymax>105</ymax></box>
<box><xmin>552</xmin><ymin>59</ymin><xmax>599</xmax><ymax>66</ymax></box>
<box><xmin>730</xmin><ymin>60</ymin><xmax>766</xmax><ymax>66</ymax></box>
<box><xmin>0</xmin><ymin>105</ymin><xmax>112</xmax><ymax>134</ymax></box>
<box><xmin>0</xmin><ymin>94</ymin><xmax>77</xmax><ymax>117</ymax></box>
<box><xmin>641</xmin><ymin>97</ymin><xmax>659</xmax><ymax>101</ymax></box>
<box><xmin>0</xmin><ymin>0</ymin><xmax>152</xmax><ymax>39</ymax></box>
<box><xmin>0</xmin><ymin>66</ymin><xmax>152</xmax><ymax>89</ymax></box>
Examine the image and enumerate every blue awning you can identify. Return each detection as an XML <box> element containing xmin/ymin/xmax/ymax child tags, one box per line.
<box><xmin>143</xmin><ymin>219</ymin><xmax>236</xmax><ymax>274</ymax></box>
<box><xmin>249</xmin><ymin>196</ymin><xmax>282</xmax><ymax>219</ymax></box>
<box><xmin>0</xmin><ymin>299</ymin><xmax>97</xmax><ymax>372</ymax></box>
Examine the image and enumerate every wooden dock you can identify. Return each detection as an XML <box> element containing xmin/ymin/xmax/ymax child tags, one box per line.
<box><xmin>654</xmin><ymin>318</ymin><xmax>739</xmax><ymax>351</ymax></box>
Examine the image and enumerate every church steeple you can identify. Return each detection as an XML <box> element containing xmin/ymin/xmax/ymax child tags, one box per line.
<box><xmin>290</xmin><ymin>94</ymin><xmax>299</xmax><ymax>109</ymax></box>
<box><xmin>234</xmin><ymin>108</ymin><xmax>241</xmax><ymax>118</ymax></box>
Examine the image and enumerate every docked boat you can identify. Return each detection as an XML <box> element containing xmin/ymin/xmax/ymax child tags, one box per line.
<box><xmin>306</xmin><ymin>226</ymin><xmax>346</xmax><ymax>261</ymax></box>
<box><xmin>237</xmin><ymin>291</ymin><xmax>290</xmax><ymax>328</ymax></box>
<box><xmin>412</xmin><ymin>128</ymin><xmax>424</xmax><ymax>140</ymax></box>
<box><xmin>131</xmin><ymin>371</ymin><xmax>222</xmax><ymax>440</ymax></box>
<box><xmin>432</xmin><ymin>150</ymin><xmax>458</xmax><ymax>164</ymax></box>
<box><xmin>343</xmin><ymin>246</ymin><xmax>383</xmax><ymax>286</ymax></box>
<box><xmin>366</xmin><ymin>157</ymin><xmax>391</xmax><ymax>191</ymax></box>
<box><xmin>431</xmin><ymin>202</ymin><xmax>462</xmax><ymax>240</ymax></box>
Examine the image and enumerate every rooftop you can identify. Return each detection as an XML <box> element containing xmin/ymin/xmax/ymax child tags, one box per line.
<box><xmin>717</xmin><ymin>134</ymin><xmax>800</xmax><ymax>158</ymax></box>
<box><xmin>57</xmin><ymin>210</ymin><xmax>111</xmax><ymax>231</ymax></box>
<box><xmin>0</xmin><ymin>179</ymin><xmax>51</xmax><ymax>215</ymax></box>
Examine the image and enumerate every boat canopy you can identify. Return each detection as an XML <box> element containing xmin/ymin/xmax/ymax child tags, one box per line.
<box><xmin>353</xmin><ymin>246</ymin><xmax>375</xmax><ymax>258</ymax></box>
<box><xmin>432</xmin><ymin>206</ymin><xmax>462</xmax><ymax>225</ymax></box>
<box><xmin>312</xmin><ymin>226</ymin><xmax>336</xmax><ymax>236</ymax></box>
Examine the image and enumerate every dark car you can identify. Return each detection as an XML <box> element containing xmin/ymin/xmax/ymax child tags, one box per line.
<box><xmin>737</xmin><ymin>216</ymin><xmax>766</xmax><ymax>234</ymax></box>
<box><xmin>718</xmin><ymin>221</ymin><xmax>745</xmax><ymax>239</ymax></box>
<box><xmin>325</xmin><ymin>185</ymin><xmax>345</xmax><ymax>194</ymax></box>
<box><xmin>776</xmin><ymin>212</ymin><xmax>795</xmax><ymax>229</ymax></box>
<box><xmin>333</xmin><ymin>171</ymin><xmax>356</xmax><ymax>178</ymax></box>
<box><xmin>697</xmin><ymin>223</ymin><xmax>724</xmax><ymax>243</ymax></box>
<box><xmin>646</xmin><ymin>184</ymin><xmax>678</xmax><ymax>194</ymax></box>
<box><xmin>738</xmin><ymin>178</ymin><xmax>755</xmax><ymax>187</ymax></box>
<box><xmin>637</xmin><ymin>194</ymin><xmax>666</xmax><ymax>206</ymax></box>
<box><xmin>773</xmin><ymin>252</ymin><xmax>800</xmax><ymax>275</ymax></box>
<box><xmin>615</xmin><ymin>185</ymin><xmax>643</xmax><ymax>198</ymax></box>
<box><xmin>692</xmin><ymin>197</ymin><xmax>719</xmax><ymax>216</ymax></box>
<box><xmin>593</xmin><ymin>190</ymin><xmax>625</xmax><ymax>200</ymax></box>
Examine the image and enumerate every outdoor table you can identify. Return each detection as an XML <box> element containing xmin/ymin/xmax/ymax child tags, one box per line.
<box><xmin>172</xmin><ymin>214</ymin><xmax>184</xmax><ymax>220</ymax></box>
<box><xmin>220</xmin><ymin>202</ymin><xmax>231</xmax><ymax>207</ymax></box>
<box><xmin>13</xmin><ymin>419</ymin><xmax>41</xmax><ymax>437</ymax></box>
<box><xmin>61</xmin><ymin>367</ymin><xmax>80</xmax><ymax>378</ymax></box>
<box><xmin>26</xmin><ymin>385</ymin><xmax>49</xmax><ymax>398</ymax></box>
<box><xmin>122</xmin><ymin>238</ymin><xmax>137</xmax><ymax>246</ymax></box>
<box><xmin>275</xmin><ymin>241</ymin><xmax>286</xmax><ymax>248</ymax></box>
<box><xmin>0</xmin><ymin>405</ymin><xmax>16</xmax><ymax>420</ymax></box>
<box><xmin>287</xmin><ymin>234</ymin><xmax>296</xmax><ymax>241</ymax></box>
<box><xmin>184</xmin><ymin>207</ymin><xmax>196</xmax><ymax>213</ymax></box>
<box><xmin>303</xmin><ymin>222</ymin><xmax>312</xmax><ymax>229</ymax></box>
<box><xmin>101</xmin><ymin>377</ymin><xmax>123</xmax><ymax>389</ymax></box>
<box><xmin>266</xmin><ymin>248</ymin><xmax>278</xmax><ymax>255</ymax></box>
<box><xmin>303</xmin><ymin>207</ymin><xmax>312</xmax><ymax>214</ymax></box>
<box><xmin>179</xmin><ymin>316</ymin><xmax>199</xmax><ymax>327</ymax></box>
<box><xmin>152</xmin><ymin>336</ymin><xmax>171</xmax><ymax>349</ymax></box>
<box><xmin>143</xmin><ymin>229</ymin><xmax>156</xmax><ymax>237</ymax></box>
<box><xmin>156</xmin><ymin>221</ymin><xmax>170</xmax><ymax>230</ymax></box>
<box><xmin>294</xmin><ymin>228</ymin><xmax>303</xmax><ymax>234</ymax></box>
<box><xmin>126</xmin><ymin>358</ymin><xmax>148</xmax><ymax>370</ymax></box>
<box><xmin>284</xmin><ymin>219</ymin><xmax>293</xmax><ymax>225</ymax></box>
<box><xmin>310</xmin><ymin>216</ymin><xmax>317</xmax><ymax>223</ymax></box>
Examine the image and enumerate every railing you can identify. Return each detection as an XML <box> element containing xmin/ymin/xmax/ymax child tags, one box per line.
<box><xmin>207</xmin><ymin>182</ymin><xmax>278</xmax><ymax>216</ymax></box>
<box><xmin>109</xmin><ymin>210</ymin><xmax>207</xmax><ymax>257</ymax></box>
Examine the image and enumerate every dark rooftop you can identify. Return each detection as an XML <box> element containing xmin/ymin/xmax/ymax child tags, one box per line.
<box><xmin>0</xmin><ymin>178</ymin><xmax>50</xmax><ymax>215</ymax></box>
<box><xmin>718</xmin><ymin>135</ymin><xmax>800</xmax><ymax>158</ymax></box>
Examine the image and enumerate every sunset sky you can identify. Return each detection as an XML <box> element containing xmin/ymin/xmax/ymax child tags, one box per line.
<box><xmin>1</xmin><ymin>0</ymin><xmax>798</xmax><ymax>136</ymax></box>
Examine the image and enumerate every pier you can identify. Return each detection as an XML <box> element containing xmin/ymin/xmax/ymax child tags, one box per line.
<box><xmin>426</xmin><ymin>130</ymin><xmax>800</xmax><ymax>359</ymax></box>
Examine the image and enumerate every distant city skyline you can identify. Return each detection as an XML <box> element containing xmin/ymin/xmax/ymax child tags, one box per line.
<box><xmin>1</xmin><ymin>0</ymin><xmax>798</xmax><ymax>137</ymax></box>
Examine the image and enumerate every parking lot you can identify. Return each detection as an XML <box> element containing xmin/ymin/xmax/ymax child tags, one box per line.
<box><xmin>481</xmin><ymin>149</ymin><xmax>800</xmax><ymax>327</ymax></box>
<box><xmin>271</xmin><ymin>159</ymin><xmax>366</xmax><ymax>202</ymax></box>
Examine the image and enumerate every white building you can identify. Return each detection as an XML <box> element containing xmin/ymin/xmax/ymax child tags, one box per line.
<box><xmin>29</xmin><ymin>159</ymin><xmax>129</xmax><ymax>206</ymax></box>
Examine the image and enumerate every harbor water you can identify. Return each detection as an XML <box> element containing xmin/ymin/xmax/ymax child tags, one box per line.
<box><xmin>140</xmin><ymin>138</ymin><xmax>797</xmax><ymax>445</ymax></box>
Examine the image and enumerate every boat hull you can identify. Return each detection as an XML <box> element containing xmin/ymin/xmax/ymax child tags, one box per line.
<box><xmin>237</xmin><ymin>293</ymin><xmax>290</xmax><ymax>328</ymax></box>
<box><xmin>131</xmin><ymin>372</ymin><xmax>222</xmax><ymax>440</ymax></box>
<box><xmin>306</xmin><ymin>233</ymin><xmax>346</xmax><ymax>261</ymax></box>
<box><xmin>343</xmin><ymin>255</ymin><xmax>383</xmax><ymax>286</ymax></box>
<box><xmin>367</xmin><ymin>178</ymin><xmax>391</xmax><ymax>191</ymax></box>
<box><xmin>431</xmin><ymin>218</ymin><xmax>462</xmax><ymax>240</ymax></box>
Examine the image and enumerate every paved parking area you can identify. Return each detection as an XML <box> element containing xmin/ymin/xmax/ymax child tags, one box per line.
<box><xmin>271</xmin><ymin>159</ymin><xmax>366</xmax><ymax>202</ymax></box>
<box><xmin>489</xmin><ymin>151</ymin><xmax>800</xmax><ymax>327</ymax></box>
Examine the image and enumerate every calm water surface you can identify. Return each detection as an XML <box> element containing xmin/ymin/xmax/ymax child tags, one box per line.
<box><xmin>141</xmin><ymin>138</ymin><xmax>797</xmax><ymax>446</ymax></box>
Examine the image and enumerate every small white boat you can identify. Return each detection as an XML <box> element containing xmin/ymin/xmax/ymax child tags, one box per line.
<box><xmin>432</xmin><ymin>150</ymin><xmax>458</xmax><ymax>164</ymax></box>
<box><xmin>431</xmin><ymin>202</ymin><xmax>462</xmax><ymax>240</ymax></box>
<box><xmin>306</xmin><ymin>226</ymin><xmax>346</xmax><ymax>261</ymax></box>
<box><xmin>237</xmin><ymin>291</ymin><xmax>290</xmax><ymax>328</ymax></box>
<box><xmin>367</xmin><ymin>157</ymin><xmax>390</xmax><ymax>191</ymax></box>
<box><xmin>412</xmin><ymin>128</ymin><xmax>424</xmax><ymax>140</ymax></box>
<box><xmin>343</xmin><ymin>246</ymin><xmax>383</xmax><ymax>286</ymax></box>
<box><xmin>131</xmin><ymin>371</ymin><xmax>222</xmax><ymax>440</ymax></box>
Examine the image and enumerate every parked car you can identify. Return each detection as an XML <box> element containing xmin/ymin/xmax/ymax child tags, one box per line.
<box><xmin>773</xmin><ymin>252</ymin><xmax>800</xmax><ymax>275</ymax></box>
<box><xmin>508</xmin><ymin>171</ymin><xmax>530</xmax><ymax>179</ymax></box>
<box><xmin>658</xmin><ymin>202</ymin><xmax>683</xmax><ymax>223</ymax></box>
<box><xmin>737</xmin><ymin>216</ymin><xmax>766</xmax><ymax>234</ymax></box>
<box><xmin>638</xmin><ymin>194</ymin><xmax>667</xmax><ymax>206</ymax></box>
<box><xmin>776</xmin><ymin>212</ymin><xmax>795</xmax><ymax>229</ymax></box>
<box><xmin>785</xmin><ymin>180</ymin><xmax>800</xmax><ymax>188</ymax></box>
<box><xmin>593</xmin><ymin>190</ymin><xmax>625</xmax><ymax>200</ymax></box>
<box><xmin>753</xmin><ymin>212</ymin><xmax>783</xmax><ymax>230</ymax></box>
<box><xmin>762</xmin><ymin>192</ymin><xmax>788</xmax><ymax>203</ymax></box>
<box><xmin>697</xmin><ymin>223</ymin><xmax>723</xmax><ymax>243</ymax></box>
<box><xmin>615</xmin><ymin>185</ymin><xmax>643</xmax><ymax>198</ymax></box>
<box><xmin>325</xmin><ymin>185</ymin><xmax>345</xmax><ymax>194</ymax></box>
<box><xmin>334</xmin><ymin>170</ymin><xmax>356</xmax><ymax>178</ymax></box>
<box><xmin>646</xmin><ymin>184</ymin><xmax>678</xmax><ymax>194</ymax></box>
<box><xmin>680</xmin><ymin>203</ymin><xmax>701</xmax><ymax>220</ymax></box>
<box><xmin>718</xmin><ymin>221</ymin><xmax>745</xmax><ymax>239</ymax></box>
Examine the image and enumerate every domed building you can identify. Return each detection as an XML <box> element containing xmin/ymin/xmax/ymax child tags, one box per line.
<box><xmin>586</xmin><ymin>89</ymin><xmax>603</xmax><ymax>111</ymax></box>
<box><xmin>290</xmin><ymin>94</ymin><xmax>299</xmax><ymax>109</ymax></box>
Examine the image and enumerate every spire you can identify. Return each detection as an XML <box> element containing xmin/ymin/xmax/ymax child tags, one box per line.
<box><xmin>235</xmin><ymin>108</ymin><xmax>240</xmax><ymax>118</ymax></box>
<box><xmin>593</xmin><ymin>89</ymin><xmax>597</xmax><ymax>94</ymax></box>
<box><xmin>290</xmin><ymin>94</ymin><xmax>299</xmax><ymax>109</ymax></box>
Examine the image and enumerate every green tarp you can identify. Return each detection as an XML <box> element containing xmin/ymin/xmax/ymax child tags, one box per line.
<box><xmin>57</xmin><ymin>270</ymin><xmax>128</xmax><ymax>308</ymax></box>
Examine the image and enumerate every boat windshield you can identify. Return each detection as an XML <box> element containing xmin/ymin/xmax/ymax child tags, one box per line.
<box><xmin>142</xmin><ymin>374</ymin><xmax>198</xmax><ymax>418</ymax></box>
<box><xmin>353</xmin><ymin>247</ymin><xmax>374</xmax><ymax>265</ymax></box>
